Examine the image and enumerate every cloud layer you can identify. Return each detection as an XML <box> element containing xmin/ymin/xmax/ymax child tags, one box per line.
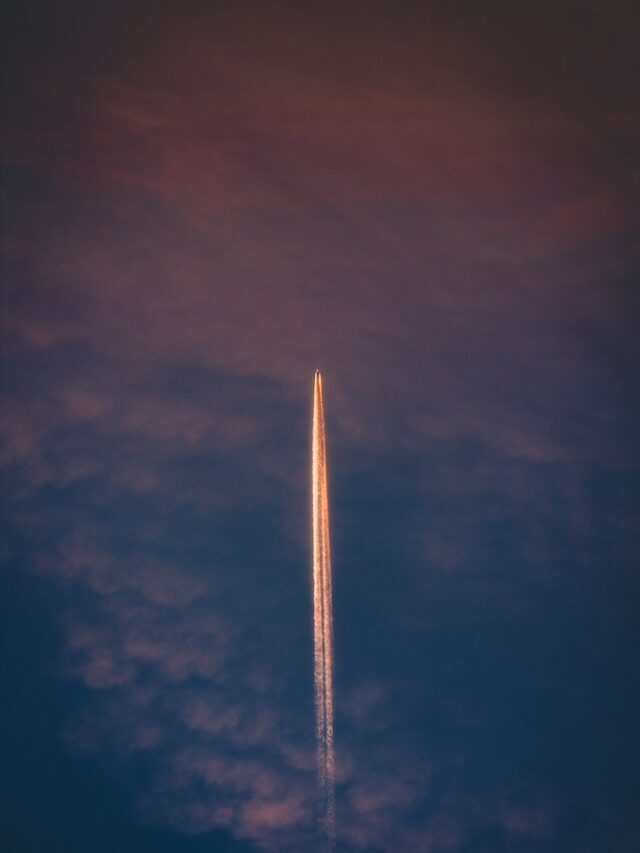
<box><xmin>2</xmin><ymin>2</ymin><xmax>639</xmax><ymax>850</ymax></box>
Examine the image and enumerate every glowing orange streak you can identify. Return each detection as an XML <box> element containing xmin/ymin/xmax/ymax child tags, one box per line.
<box><xmin>312</xmin><ymin>370</ymin><xmax>335</xmax><ymax>846</ymax></box>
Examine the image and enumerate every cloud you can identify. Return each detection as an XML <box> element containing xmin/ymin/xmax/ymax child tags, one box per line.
<box><xmin>11</xmin><ymin>493</ymin><xmax>556</xmax><ymax>851</ymax></box>
<box><xmin>2</xmin><ymin>2</ymin><xmax>637</xmax><ymax>850</ymax></box>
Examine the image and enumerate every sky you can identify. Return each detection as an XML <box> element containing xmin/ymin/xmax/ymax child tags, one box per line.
<box><xmin>1</xmin><ymin>1</ymin><xmax>639</xmax><ymax>851</ymax></box>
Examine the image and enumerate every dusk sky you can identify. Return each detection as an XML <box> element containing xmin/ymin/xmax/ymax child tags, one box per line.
<box><xmin>1</xmin><ymin>2</ymin><xmax>639</xmax><ymax>851</ymax></box>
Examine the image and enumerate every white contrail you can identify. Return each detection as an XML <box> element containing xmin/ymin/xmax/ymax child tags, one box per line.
<box><xmin>312</xmin><ymin>369</ymin><xmax>335</xmax><ymax>847</ymax></box>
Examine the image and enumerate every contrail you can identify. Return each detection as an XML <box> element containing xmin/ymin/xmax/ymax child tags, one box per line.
<box><xmin>312</xmin><ymin>369</ymin><xmax>335</xmax><ymax>847</ymax></box>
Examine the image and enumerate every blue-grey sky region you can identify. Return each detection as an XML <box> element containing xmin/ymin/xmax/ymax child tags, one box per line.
<box><xmin>1</xmin><ymin>2</ymin><xmax>639</xmax><ymax>851</ymax></box>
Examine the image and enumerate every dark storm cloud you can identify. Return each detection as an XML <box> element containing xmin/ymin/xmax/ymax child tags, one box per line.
<box><xmin>2</xmin><ymin>1</ymin><xmax>639</xmax><ymax>851</ymax></box>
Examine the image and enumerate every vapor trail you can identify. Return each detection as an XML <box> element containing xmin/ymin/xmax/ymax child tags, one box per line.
<box><xmin>312</xmin><ymin>370</ymin><xmax>335</xmax><ymax>847</ymax></box>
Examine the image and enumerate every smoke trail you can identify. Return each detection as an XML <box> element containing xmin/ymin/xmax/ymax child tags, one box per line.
<box><xmin>312</xmin><ymin>370</ymin><xmax>336</xmax><ymax>847</ymax></box>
